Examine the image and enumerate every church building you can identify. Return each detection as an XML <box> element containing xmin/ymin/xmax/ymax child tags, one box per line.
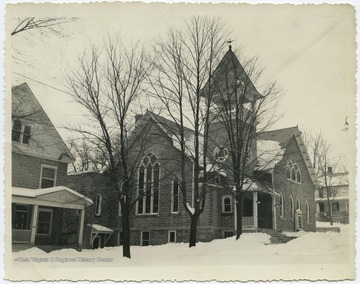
<box><xmin>66</xmin><ymin>47</ymin><xmax>319</xmax><ymax>248</ymax></box>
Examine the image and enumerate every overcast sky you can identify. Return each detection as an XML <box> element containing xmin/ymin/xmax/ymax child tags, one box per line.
<box><xmin>5</xmin><ymin>1</ymin><xmax>357</xmax><ymax>171</ymax></box>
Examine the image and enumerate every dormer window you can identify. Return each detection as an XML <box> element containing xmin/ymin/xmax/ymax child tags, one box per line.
<box><xmin>285</xmin><ymin>160</ymin><xmax>302</xmax><ymax>183</ymax></box>
<box><xmin>12</xmin><ymin>119</ymin><xmax>31</xmax><ymax>145</ymax></box>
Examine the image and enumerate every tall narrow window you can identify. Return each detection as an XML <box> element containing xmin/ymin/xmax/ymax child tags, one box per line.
<box><xmin>37</xmin><ymin>208</ymin><xmax>53</xmax><ymax>235</ymax></box>
<box><xmin>118</xmin><ymin>201</ymin><xmax>122</xmax><ymax>216</ymax></box>
<box><xmin>137</xmin><ymin>153</ymin><xmax>160</xmax><ymax>214</ymax></box>
<box><xmin>141</xmin><ymin>231</ymin><xmax>150</xmax><ymax>246</ymax></box>
<box><xmin>296</xmin><ymin>197</ymin><xmax>301</xmax><ymax>211</ymax></box>
<box><xmin>95</xmin><ymin>194</ymin><xmax>102</xmax><ymax>216</ymax></box>
<box><xmin>279</xmin><ymin>192</ymin><xmax>285</xmax><ymax>218</ymax></box>
<box><xmin>319</xmin><ymin>202</ymin><xmax>324</xmax><ymax>213</ymax></box>
<box><xmin>22</xmin><ymin>125</ymin><xmax>31</xmax><ymax>144</ymax></box>
<box><xmin>305</xmin><ymin>200</ymin><xmax>310</xmax><ymax>223</ymax></box>
<box><xmin>171</xmin><ymin>179</ymin><xmax>179</xmax><ymax>213</ymax></box>
<box><xmin>40</xmin><ymin>165</ymin><xmax>57</xmax><ymax>188</ymax></box>
<box><xmin>12</xmin><ymin>120</ymin><xmax>22</xmax><ymax>142</ymax></box>
<box><xmin>290</xmin><ymin>196</ymin><xmax>294</xmax><ymax>220</ymax></box>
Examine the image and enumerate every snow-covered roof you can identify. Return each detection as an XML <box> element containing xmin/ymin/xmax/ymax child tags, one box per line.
<box><xmin>255</xmin><ymin>140</ymin><xmax>285</xmax><ymax>171</ymax></box>
<box><xmin>91</xmin><ymin>224</ymin><xmax>114</xmax><ymax>234</ymax></box>
<box><xmin>257</xmin><ymin>126</ymin><xmax>319</xmax><ymax>187</ymax></box>
<box><xmin>12</xmin><ymin>186</ymin><xmax>93</xmax><ymax>205</ymax></box>
<box><xmin>318</xmin><ymin>173</ymin><xmax>349</xmax><ymax>187</ymax></box>
<box><xmin>237</xmin><ymin>178</ymin><xmax>279</xmax><ymax>196</ymax></box>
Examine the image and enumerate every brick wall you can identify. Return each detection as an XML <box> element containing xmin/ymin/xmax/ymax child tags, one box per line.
<box><xmin>12</xmin><ymin>152</ymin><xmax>68</xmax><ymax>188</ymax></box>
<box><xmin>273</xmin><ymin>137</ymin><xmax>316</xmax><ymax>232</ymax></box>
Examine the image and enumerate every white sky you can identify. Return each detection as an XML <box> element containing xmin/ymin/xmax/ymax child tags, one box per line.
<box><xmin>4</xmin><ymin>2</ymin><xmax>357</xmax><ymax>169</ymax></box>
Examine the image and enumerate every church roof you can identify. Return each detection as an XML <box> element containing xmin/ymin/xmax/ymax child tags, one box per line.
<box><xmin>200</xmin><ymin>46</ymin><xmax>262</xmax><ymax>105</ymax></box>
<box><xmin>257</xmin><ymin>126</ymin><xmax>319</xmax><ymax>187</ymax></box>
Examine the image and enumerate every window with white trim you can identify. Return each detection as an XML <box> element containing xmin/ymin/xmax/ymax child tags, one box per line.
<box><xmin>286</xmin><ymin>160</ymin><xmax>302</xmax><ymax>183</ymax></box>
<box><xmin>279</xmin><ymin>192</ymin><xmax>285</xmax><ymax>218</ymax></box>
<box><xmin>95</xmin><ymin>194</ymin><xmax>102</xmax><ymax>216</ymax></box>
<box><xmin>222</xmin><ymin>196</ymin><xmax>232</xmax><ymax>213</ymax></box>
<box><xmin>171</xmin><ymin>179</ymin><xmax>179</xmax><ymax>213</ymax></box>
<box><xmin>168</xmin><ymin>230</ymin><xmax>176</xmax><ymax>243</ymax></box>
<box><xmin>40</xmin><ymin>165</ymin><xmax>57</xmax><ymax>188</ymax></box>
<box><xmin>290</xmin><ymin>195</ymin><xmax>294</xmax><ymax>220</ymax></box>
<box><xmin>141</xmin><ymin>231</ymin><xmax>150</xmax><ymax>246</ymax></box>
<box><xmin>37</xmin><ymin>208</ymin><xmax>53</xmax><ymax>235</ymax></box>
<box><xmin>305</xmin><ymin>200</ymin><xmax>310</xmax><ymax>223</ymax></box>
<box><xmin>12</xmin><ymin>204</ymin><xmax>31</xmax><ymax>230</ymax></box>
<box><xmin>12</xmin><ymin>119</ymin><xmax>31</xmax><ymax>144</ymax></box>
<box><xmin>137</xmin><ymin>153</ymin><xmax>160</xmax><ymax>214</ymax></box>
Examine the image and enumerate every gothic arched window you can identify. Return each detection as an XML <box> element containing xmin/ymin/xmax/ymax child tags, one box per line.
<box><xmin>137</xmin><ymin>153</ymin><xmax>160</xmax><ymax>214</ymax></box>
<box><xmin>286</xmin><ymin>160</ymin><xmax>302</xmax><ymax>183</ymax></box>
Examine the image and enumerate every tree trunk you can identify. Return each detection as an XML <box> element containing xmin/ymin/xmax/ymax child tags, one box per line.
<box><xmin>189</xmin><ymin>213</ymin><xmax>199</xmax><ymax>247</ymax></box>
<box><xmin>236</xmin><ymin>195</ymin><xmax>243</xmax><ymax>240</ymax></box>
<box><xmin>122</xmin><ymin>213</ymin><xmax>131</xmax><ymax>258</ymax></box>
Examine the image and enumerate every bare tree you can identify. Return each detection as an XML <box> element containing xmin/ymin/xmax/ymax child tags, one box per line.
<box><xmin>202</xmin><ymin>46</ymin><xmax>281</xmax><ymax>239</ymax></box>
<box><xmin>306</xmin><ymin>131</ymin><xmax>347</xmax><ymax>225</ymax></box>
<box><xmin>11</xmin><ymin>17</ymin><xmax>77</xmax><ymax>36</ymax></box>
<box><xmin>150</xmin><ymin>16</ymin><xmax>228</xmax><ymax>247</ymax></box>
<box><xmin>66</xmin><ymin>36</ymin><xmax>153</xmax><ymax>258</ymax></box>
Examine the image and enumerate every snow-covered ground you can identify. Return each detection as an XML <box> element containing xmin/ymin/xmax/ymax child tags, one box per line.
<box><xmin>6</xmin><ymin>224</ymin><xmax>355</xmax><ymax>281</ymax></box>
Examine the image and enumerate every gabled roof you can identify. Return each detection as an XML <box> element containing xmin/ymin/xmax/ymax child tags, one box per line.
<box><xmin>12</xmin><ymin>83</ymin><xmax>75</xmax><ymax>163</ymax></box>
<box><xmin>258</xmin><ymin>126</ymin><xmax>320</xmax><ymax>187</ymax></box>
<box><xmin>200</xmin><ymin>46</ymin><xmax>262</xmax><ymax>105</ymax></box>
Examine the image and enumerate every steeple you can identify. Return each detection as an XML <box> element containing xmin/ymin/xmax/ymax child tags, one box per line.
<box><xmin>200</xmin><ymin>46</ymin><xmax>262</xmax><ymax>107</ymax></box>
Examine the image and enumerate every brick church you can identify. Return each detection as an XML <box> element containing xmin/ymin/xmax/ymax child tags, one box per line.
<box><xmin>65</xmin><ymin>47</ymin><xmax>319</xmax><ymax>249</ymax></box>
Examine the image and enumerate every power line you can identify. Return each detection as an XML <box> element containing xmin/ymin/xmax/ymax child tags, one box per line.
<box><xmin>259</xmin><ymin>16</ymin><xmax>345</xmax><ymax>86</ymax></box>
<box><xmin>12</xmin><ymin>71</ymin><xmax>73</xmax><ymax>96</ymax></box>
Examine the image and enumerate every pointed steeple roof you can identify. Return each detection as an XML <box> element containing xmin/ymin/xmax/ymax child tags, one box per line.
<box><xmin>201</xmin><ymin>46</ymin><xmax>262</xmax><ymax>105</ymax></box>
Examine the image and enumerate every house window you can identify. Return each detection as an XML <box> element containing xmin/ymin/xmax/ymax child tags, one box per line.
<box><xmin>286</xmin><ymin>160</ymin><xmax>302</xmax><ymax>183</ymax></box>
<box><xmin>290</xmin><ymin>196</ymin><xmax>294</xmax><ymax>220</ymax></box>
<box><xmin>141</xmin><ymin>231</ymin><xmax>150</xmax><ymax>246</ymax></box>
<box><xmin>279</xmin><ymin>192</ymin><xmax>285</xmax><ymax>218</ymax></box>
<box><xmin>40</xmin><ymin>165</ymin><xmax>57</xmax><ymax>188</ymax></box>
<box><xmin>95</xmin><ymin>194</ymin><xmax>102</xmax><ymax>216</ymax></box>
<box><xmin>319</xmin><ymin>202</ymin><xmax>325</xmax><ymax>213</ymax></box>
<box><xmin>305</xmin><ymin>200</ymin><xmax>310</xmax><ymax>223</ymax></box>
<box><xmin>12</xmin><ymin>204</ymin><xmax>31</xmax><ymax>230</ymax></box>
<box><xmin>224</xmin><ymin>231</ymin><xmax>234</xmax><ymax>238</ymax></box>
<box><xmin>332</xmin><ymin>202</ymin><xmax>339</xmax><ymax>213</ymax></box>
<box><xmin>137</xmin><ymin>153</ymin><xmax>160</xmax><ymax>215</ymax></box>
<box><xmin>222</xmin><ymin>196</ymin><xmax>232</xmax><ymax>213</ymax></box>
<box><xmin>37</xmin><ymin>208</ymin><xmax>53</xmax><ymax>235</ymax></box>
<box><xmin>168</xmin><ymin>231</ymin><xmax>176</xmax><ymax>243</ymax></box>
<box><xmin>215</xmin><ymin>175</ymin><xmax>221</xmax><ymax>185</ymax></box>
<box><xmin>319</xmin><ymin>188</ymin><xmax>324</xmax><ymax>198</ymax></box>
<box><xmin>171</xmin><ymin>179</ymin><xmax>179</xmax><ymax>213</ymax></box>
<box><xmin>12</xmin><ymin>120</ymin><xmax>31</xmax><ymax>144</ymax></box>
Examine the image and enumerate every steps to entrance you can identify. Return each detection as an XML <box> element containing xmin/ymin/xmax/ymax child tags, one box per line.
<box><xmin>256</xmin><ymin>228</ymin><xmax>297</xmax><ymax>244</ymax></box>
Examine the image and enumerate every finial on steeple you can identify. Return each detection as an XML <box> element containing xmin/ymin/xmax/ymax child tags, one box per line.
<box><xmin>226</xmin><ymin>39</ymin><xmax>233</xmax><ymax>51</ymax></box>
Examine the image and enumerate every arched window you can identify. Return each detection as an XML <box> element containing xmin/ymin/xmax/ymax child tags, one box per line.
<box><xmin>286</xmin><ymin>160</ymin><xmax>302</xmax><ymax>183</ymax></box>
<box><xmin>290</xmin><ymin>195</ymin><xmax>294</xmax><ymax>220</ymax></box>
<box><xmin>137</xmin><ymin>153</ymin><xmax>160</xmax><ymax>214</ymax></box>
<box><xmin>296</xmin><ymin>197</ymin><xmax>301</xmax><ymax>211</ymax></box>
<box><xmin>305</xmin><ymin>200</ymin><xmax>310</xmax><ymax>223</ymax></box>
<box><xmin>279</xmin><ymin>192</ymin><xmax>285</xmax><ymax>218</ymax></box>
<box><xmin>222</xmin><ymin>196</ymin><xmax>232</xmax><ymax>213</ymax></box>
<box><xmin>95</xmin><ymin>194</ymin><xmax>102</xmax><ymax>216</ymax></box>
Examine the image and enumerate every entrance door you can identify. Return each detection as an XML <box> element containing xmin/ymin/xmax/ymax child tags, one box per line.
<box><xmin>257</xmin><ymin>193</ymin><xmax>273</xmax><ymax>229</ymax></box>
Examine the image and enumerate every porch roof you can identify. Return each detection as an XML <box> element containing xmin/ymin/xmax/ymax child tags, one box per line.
<box><xmin>12</xmin><ymin>186</ymin><xmax>93</xmax><ymax>207</ymax></box>
<box><xmin>242</xmin><ymin>178</ymin><xmax>280</xmax><ymax>196</ymax></box>
<box><xmin>91</xmin><ymin>224</ymin><xmax>114</xmax><ymax>234</ymax></box>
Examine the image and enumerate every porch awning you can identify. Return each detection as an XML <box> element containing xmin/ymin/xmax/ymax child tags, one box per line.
<box><xmin>91</xmin><ymin>224</ymin><xmax>114</xmax><ymax>234</ymax></box>
<box><xmin>12</xmin><ymin>186</ymin><xmax>93</xmax><ymax>208</ymax></box>
<box><xmin>241</xmin><ymin>179</ymin><xmax>280</xmax><ymax>196</ymax></box>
